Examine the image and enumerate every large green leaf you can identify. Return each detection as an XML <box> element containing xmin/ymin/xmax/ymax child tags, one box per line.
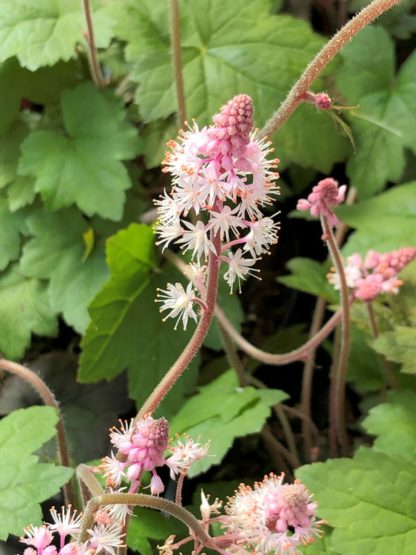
<box><xmin>337</xmin><ymin>182</ymin><xmax>416</xmax><ymax>254</ymax></box>
<box><xmin>0</xmin><ymin>198</ymin><xmax>27</xmax><ymax>271</ymax></box>
<box><xmin>278</xmin><ymin>257</ymin><xmax>338</xmax><ymax>303</ymax></box>
<box><xmin>78</xmin><ymin>224</ymin><xmax>199</xmax><ymax>417</ymax></box>
<box><xmin>372</xmin><ymin>326</ymin><xmax>416</xmax><ymax>375</ymax></box>
<box><xmin>297</xmin><ymin>448</ymin><xmax>416</xmax><ymax>555</ymax></box>
<box><xmin>20</xmin><ymin>209</ymin><xmax>108</xmax><ymax>332</ymax></box>
<box><xmin>170</xmin><ymin>370</ymin><xmax>287</xmax><ymax>476</ymax></box>
<box><xmin>113</xmin><ymin>0</ymin><xmax>348</xmax><ymax>171</ymax></box>
<box><xmin>363</xmin><ymin>390</ymin><xmax>416</xmax><ymax>460</ymax></box>
<box><xmin>19</xmin><ymin>83</ymin><xmax>140</xmax><ymax>221</ymax></box>
<box><xmin>0</xmin><ymin>265</ymin><xmax>58</xmax><ymax>359</ymax></box>
<box><xmin>347</xmin><ymin>325</ymin><xmax>385</xmax><ymax>392</ymax></box>
<box><xmin>0</xmin><ymin>0</ymin><xmax>113</xmax><ymax>70</ymax></box>
<box><xmin>336</xmin><ymin>27</ymin><xmax>416</xmax><ymax>196</ymax></box>
<box><xmin>0</xmin><ymin>406</ymin><xmax>73</xmax><ymax>540</ymax></box>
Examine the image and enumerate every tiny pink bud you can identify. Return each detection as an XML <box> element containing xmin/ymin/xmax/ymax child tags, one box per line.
<box><xmin>150</xmin><ymin>472</ymin><xmax>165</xmax><ymax>495</ymax></box>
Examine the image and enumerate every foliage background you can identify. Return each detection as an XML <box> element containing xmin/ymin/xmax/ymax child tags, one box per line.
<box><xmin>0</xmin><ymin>0</ymin><xmax>416</xmax><ymax>553</ymax></box>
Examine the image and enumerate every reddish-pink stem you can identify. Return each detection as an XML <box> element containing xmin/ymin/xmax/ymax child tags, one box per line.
<box><xmin>137</xmin><ymin>233</ymin><xmax>221</xmax><ymax>419</ymax></box>
<box><xmin>259</xmin><ymin>0</ymin><xmax>402</xmax><ymax>138</ymax></box>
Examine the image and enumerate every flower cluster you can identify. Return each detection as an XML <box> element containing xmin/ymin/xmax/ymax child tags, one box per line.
<box><xmin>221</xmin><ymin>473</ymin><xmax>321</xmax><ymax>554</ymax></box>
<box><xmin>101</xmin><ymin>416</ymin><xmax>209</xmax><ymax>495</ymax></box>
<box><xmin>154</xmin><ymin>94</ymin><xmax>280</xmax><ymax>329</ymax></box>
<box><xmin>19</xmin><ymin>506</ymin><xmax>123</xmax><ymax>555</ymax></box>
<box><xmin>297</xmin><ymin>177</ymin><xmax>346</xmax><ymax>228</ymax></box>
<box><xmin>328</xmin><ymin>247</ymin><xmax>416</xmax><ymax>301</ymax></box>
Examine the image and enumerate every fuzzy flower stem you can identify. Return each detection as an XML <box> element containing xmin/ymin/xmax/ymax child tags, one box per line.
<box><xmin>366</xmin><ymin>302</ymin><xmax>397</xmax><ymax>388</ymax></box>
<box><xmin>220</xmin><ymin>326</ymin><xmax>300</xmax><ymax>468</ymax></box>
<box><xmin>259</xmin><ymin>0</ymin><xmax>401</xmax><ymax>139</ymax></box>
<box><xmin>175</xmin><ymin>473</ymin><xmax>186</xmax><ymax>505</ymax></box>
<box><xmin>301</xmin><ymin>187</ymin><xmax>356</xmax><ymax>460</ymax></box>
<box><xmin>137</xmin><ymin>233</ymin><xmax>221</xmax><ymax>420</ymax></box>
<box><xmin>77</xmin><ymin>463</ymin><xmax>105</xmax><ymax>508</ymax></box>
<box><xmin>321</xmin><ymin>216</ymin><xmax>351</xmax><ymax>456</ymax></box>
<box><xmin>0</xmin><ymin>358</ymin><xmax>75</xmax><ymax>507</ymax></box>
<box><xmin>170</xmin><ymin>0</ymin><xmax>186</xmax><ymax>126</ymax></box>
<box><xmin>215</xmin><ymin>305</ymin><xmax>342</xmax><ymax>365</ymax></box>
<box><xmin>80</xmin><ymin>493</ymin><xmax>217</xmax><ymax>551</ymax></box>
<box><xmin>82</xmin><ymin>0</ymin><xmax>106</xmax><ymax>89</ymax></box>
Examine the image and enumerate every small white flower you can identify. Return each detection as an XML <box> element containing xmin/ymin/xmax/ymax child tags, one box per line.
<box><xmin>223</xmin><ymin>249</ymin><xmax>260</xmax><ymax>293</ymax></box>
<box><xmin>49</xmin><ymin>506</ymin><xmax>82</xmax><ymax>539</ymax></box>
<box><xmin>207</xmin><ymin>205</ymin><xmax>244</xmax><ymax>242</ymax></box>
<box><xmin>156</xmin><ymin>282</ymin><xmax>198</xmax><ymax>330</ymax></box>
<box><xmin>243</xmin><ymin>216</ymin><xmax>280</xmax><ymax>256</ymax></box>
<box><xmin>100</xmin><ymin>452</ymin><xmax>126</xmax><ymax>488</ymax></box>
<box><xmin>109</xmin><ymin>419</ymin><xmax>134</xmax><ymax>451</ymax></box>
<box><xmin>155</xmin><ymin>220</ymin><xmax>184</xmax><ymax>252</ymax></box>
<box><xmin>176</xmin><ymin>220</ymin><xmax>216</xmax><ymax>261</ymax></box>
<box><xmin>166</xmin><ymin>436</ymin><xmax>210</xmax><ymax>478</ymax></box>
<box><xmin>87</xmin><ymin>523</ymin><xmax>124</xmax><ymax>555</ymax></box>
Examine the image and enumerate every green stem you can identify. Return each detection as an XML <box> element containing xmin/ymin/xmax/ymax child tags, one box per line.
<box><xmin>259</xmin><ymin>0</ymin><xmax>401</xmax><ymax>138</ymax></box>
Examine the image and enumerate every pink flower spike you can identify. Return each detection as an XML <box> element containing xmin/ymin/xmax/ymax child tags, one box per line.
<box><xmin>297</xmin><ymin>178</ymin><xmax>346</xmax><ymax>228</ymax></box>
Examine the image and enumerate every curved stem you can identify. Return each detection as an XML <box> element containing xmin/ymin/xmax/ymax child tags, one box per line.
<box><xmin>259</xmin><ymin>0</ymin><xmax>401</xmax><ymax>138</ymax></box>
<box><xmin>137</xmin><ymin>234</ymin><xmax>221</xmax><ymax>419</ymax></box>
<box><xmin>82</xmin><ymin>0</ymin><xmax>106</xmax><ymax>88</ymax></box>
<box><xmin>170</xmin><ymin>0</ymin><xmax>187</xmax><ymax>126</ymax></box>
<box><xmin>321</xmin><ymin>217</ymin><xmax>351</xmax><ymax>456</ymax></box>
<box><xmin>0</xmin><ymin>358</ymin><xmax>75</xmax><ymax>506</ymax></box>
<box><xmin>215</xmin><ymin>305</ymin><xmax>341</xmax><ymax>365</ymax></box>
<box><xmin>80</xmin><ymin>493</ymin><xmax>216</xmax><ymax>551</ymax></box>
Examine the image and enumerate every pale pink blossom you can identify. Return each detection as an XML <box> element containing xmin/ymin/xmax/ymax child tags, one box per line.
<box><xmin>166</xmin><ymin>436</ymin><xmax>210</xmax><ymax>478</ymax></box>
<box><xmin>297</xmin><ymin>178</ymin><xmax>346</xmax><ymax>227</ymax></box>
<box><xmin>87</xmin><ymin>523</ymin><xmax>124</xmax><ymax>555</ymax></box>
<box><xmin>223</xmin><ymin>249</ymin><xmax>260</xmax><ymax>293</ymax></box>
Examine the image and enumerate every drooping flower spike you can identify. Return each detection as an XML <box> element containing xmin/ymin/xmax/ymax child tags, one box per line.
<box><xmin>155</xmin><ymin>94</ymin><xmax>280</xmax><ymax>328</ymax></box>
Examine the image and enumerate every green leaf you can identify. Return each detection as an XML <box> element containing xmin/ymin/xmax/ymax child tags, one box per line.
<box><xmin>297</xmin><ymin>448</ymin><xmax>416</xmax><ymax>555</ymax></box>
<box><xmin>113</xmin><ymin>0</ymin><xmax>348</xmax><ymax>171</ymax></box>
<box><xmin>372</xmin><ymin>326</ymin><xmax>416</xmax><ymax>374</ymax></box>
<box><xmin>0</xmin><ymin>265</ymin><xmax>58</xmax><ymax>359</ymax></box>
<box><xmin>128</xmin><ymin>508</ymin><xmax>185</xmax><ymax>555</ymax></box>
<box><xmin>363</xmin><ymin>390</ymin><xmax>416</xmax><ymax>460</ymax></box>
<box><xmin>0</xmin><ymin>406</ymin><xmax>73</xmax><ymax>540</ymax></box>
<box><xmin>347</xmin><ymin>325</ymin><xmax>385</xmax><ymax>392</ymax></box>
<box><xmin>336</xmin><ymin>27</ymin><xmax>416</xmax><ymax>196</ymax></box>
<box><xmin>337</xmin><ymin>182</ymin><xmax>416</xmax><ymax>254</ymax></box>
<box><xmin>278</xmin><ymin>257</ymin><xmax>338</xmax><ymax>303</ymax></box>
<box><xmin>170</xmin><ymin>370</ymin><xmax>287</xmax><ymax>476</ymax></box>
<box><xmin>0</xmin><ymin>0</ymin><xmax>114</xmax><ymax>70</ymax></box>
<box><xmin>78</xmin><ymin>224</ymin><xmax>199</xmax><ymax>417</ymax></box>
<box><xmin>0</xmin><ymin>198</ymin><xmax>27</xmax><ymax>271</ymax></box>
<box><xmin>19</xmin><ymin>83</ymin><xmax>140</xmax><ymax>221</ymax></box>
<box><xmin>20</xmin><ymin>209</ymin><xmax>109</xmax><ymax>332</ymax></box>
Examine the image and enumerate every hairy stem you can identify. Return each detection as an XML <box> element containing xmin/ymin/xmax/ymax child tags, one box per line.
<box><xmin>300</xmin><ymin>187</ymin><xmax>357</xmax><ymax>459</ymax></box>
<box><xmin>137</xmin><ymin>234</ymin><xmax>221</xmax><ymax>419</ymax></box>
<box><xmin>321</xmin><ymin>217</ymin><xmax>351</xmax><ymax>456</ymax></box>
<box><xmin>76</xmin><ymin>463</ymin><xmax>105</xmax><ymax>508</ymax></box>
<box><xmin>80</xmin><ymin>493</ymin><xmax>216</xmax><ymax>550</ymax></box>
<box><xmin>366</xmin><ymin>301</ymin><xmax>397</xmax><ymax>388</ymax></box>
<box><xmin>259</xmin><ymin>0</ymin><xmax>401</xmax><ymax>138</ymax></box>
<box><xmin>215</xmin><ymin>305</ymin><xmax>341</xmax><ymax>365</ymax></box>
<box><xmin>170</xmin><ymin>0</ymin><xmax>187</xmax><ymax>126</ymax></box>
<box><xmin>219</xmin><ymin>326</ymin><xmax>300</xmax><ymax>469</ymax></box>
<box><xmin>0</xmin><ymin>358</ymin><xmax>75</xmax><ymax>506</ymax></box>
<box><xmin>82</xmin><ymin>0</ymin><xmax>106</xmax><ymax>88</ymax></box>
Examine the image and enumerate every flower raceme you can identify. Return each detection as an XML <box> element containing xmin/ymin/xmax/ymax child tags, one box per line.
<box><xmin>328</xmin><ymin>247</ymin><xmax>416</xmax><ymax>301</ymax></box>
<box><xmin>296</xmin><ymin>177</ymin><xmax>346</xmax><ymax>228</ymax></box>
<box><xmin>154</xmin><ymin>94</ymin><xmax>280</xmax><ymax>329</ymax></box>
